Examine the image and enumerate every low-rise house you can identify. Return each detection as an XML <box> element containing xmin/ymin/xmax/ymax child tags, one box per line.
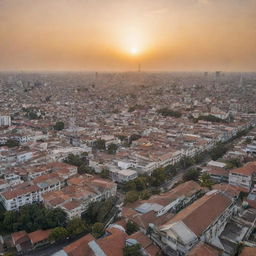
<box><xmin>54</xmin><ymin>225</ymin><xmax>127</xmax><ymax>256</ymax></box>
<box><xmin>128</xmin><ymin>231</ymin><xmax>161</xmax><ymax>256</ymax></box>
<box><xmin>204</xmin><ymin>167</ymin><xmax>229</xmax><ymax>183</ymax></box>
<box><xmin>11</xmin><ymin>229</ymin><xmax>52</xmax><ymax>253</ymax></box>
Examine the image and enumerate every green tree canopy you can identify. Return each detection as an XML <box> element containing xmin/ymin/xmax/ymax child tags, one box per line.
<box><xmin>5</xmin><ymin>139</ymin><xmax>19</xmax><ymax>148</ymax></box>
<box><xmin>67</xmin><ymin>218</ymin><xmax>88</xmax><ymax>236</ymax></box>
<box><xmin>93</xmin><ymin>139</ymin><xmax>106</xmax><ymax>150</ymax></box>
<box><xmin>157</xmin><ymin>108</ymin><xmax>182</xmax><ymax>118</ymax></box>
<box><xmin>125</xmin><ymin>191</ymin><xmax>139</xmax><ymax>204</ymax></box>
<box><xmin>49</xmin><ymin>227</ymin><xmax>68</xmax><ymax>242</ymax></box>
<box><xmin>91</xmin><ymin>222</ymin><xmax>104</xmax><ymax>238</ymax></box>
<box><xmin>123</xmin><ymin>244</ymin><xmax>142</xmax><ymax>256</ymax></box>
<box><xmin>200</xmin><ymin>173</ymin><xmax>214</xmax><ymax>189</ymax></box>
<box><xmin>100</xmin><ymin>169</ymin><xmax>110</xmax><ymax>179</ymax></box>
<box><xmin>183</xmin><ymin>169</ymin><xmax>200</xmax><ymax>182</ymax></box>
<box><xmin>126</xmin><ymin>220</ymin><xmax>139</xmax><ymax>235</ymax></box>
<box><xmin>0</xmin><ymin>203</ymin><xmax>67</xmax><ymax>233</ymax></box>
<box><xmin>53</xmin><ymin>121</ymin><xmax>65</xmax><ymax>131</ymax></box>
<box><xmin>107</xmin><ymin>143</ymin><xmax>118</xmax><ymax>154</ymax></box>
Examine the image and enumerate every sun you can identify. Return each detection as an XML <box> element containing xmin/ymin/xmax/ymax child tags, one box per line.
<box><xmin>130</xmin><ymin>47</ymin><xmax>138</xmax><ymax>55</ymax></box>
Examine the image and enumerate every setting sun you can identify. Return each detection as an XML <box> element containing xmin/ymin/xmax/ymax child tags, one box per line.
<box><xmin>130</xmin><ymin>47</ymin><xmax>138</xmax><ymax>55</ymax></box>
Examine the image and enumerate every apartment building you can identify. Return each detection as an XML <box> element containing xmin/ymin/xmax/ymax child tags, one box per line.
<box><xmin>229</xmin><ymin>162</ymin><xmax>256</xmax><ymax>192</ymax></box>
<box><xmin>0</xmin><ymin>182</ymin><xmax>42</xmax><ymax>211</ymax></box>
<box><xmin>156</xmin><ymin>190</ymin><xmax>236</xmax><ymax>255</ymax></box>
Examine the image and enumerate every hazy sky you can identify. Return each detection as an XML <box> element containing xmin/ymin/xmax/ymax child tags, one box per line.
<box><xmin>0</xmin><ymin>0</ymin><xmax>256</xmax><ymax>71</ymax></box>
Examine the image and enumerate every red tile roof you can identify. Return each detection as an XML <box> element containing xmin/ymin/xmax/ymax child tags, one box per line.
<box><xmin>188</xmin><ymin>242</ymin><xmax>220</xmax><ymax>256</ymax></box>
<box><xmin>64</xmin><ymin>234</ymin><xmax>95</xmax><ymax>256</ymax></box>
<box><xmin>162</xmin><ymin>191</ymin><xmax>232</xmax><ymax>236</ymax></box>
<box><xmin>240</xmin><ymin>246</ymin><xmax>256</xmax><ymax>256</ymax></box>
<box><xmin>28</xmin><ymin>229</ymin><xmax>52</xmax><ymax>244</ymax></box>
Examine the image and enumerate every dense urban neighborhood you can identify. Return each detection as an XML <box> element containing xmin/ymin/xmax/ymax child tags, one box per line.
<box><xmin>0</xmin><ymin>71</ymin><xmax>256</xmax><ymax>256</ymax></box>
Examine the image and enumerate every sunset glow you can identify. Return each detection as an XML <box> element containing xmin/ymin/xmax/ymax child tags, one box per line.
<box><xmin>130</xmin><ymin>47</ymin><xmax>138</xmax><ymax>55</ymax></box>
<box><xmin>0</xmin><ymin>0</ymin><xmax>255</xmax><ymax>71</ymax></box>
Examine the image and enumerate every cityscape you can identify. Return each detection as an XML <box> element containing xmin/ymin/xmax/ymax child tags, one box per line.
<box><xmin>1</xmin><ymin>1</ymin><xmax>256</xmax><ymax>256</ymax></box>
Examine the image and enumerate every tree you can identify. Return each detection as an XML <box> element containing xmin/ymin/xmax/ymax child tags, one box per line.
<box><xmin>92</xmin><ymin>222</ymin><xmax>104</xmax><ymax>238</ymax></box>
<box><xmin>157</xmin><ymin>108</ymin><xmax>182</xmax><ymax>118</ymax></box>
<box><xmin>107</xmin><ymin>143</ymin><xmax>118</xmax><ymax>154</ymax></box>
<box><xmin>123</xmin><ymin>244</ymin><xmax>142</xmax><ymax>256</ymax></box>
<box><xmin>67</xmin><ymin>218</ymin><xmax>88</xmax><ymax>236</ymax></box>
<box><xmin>200</xmin><ymin>173</ymin><xmax>214</xmax><ymax>189</ymax></box>
<box><xmin>83</xmin><ymin>198</ymin><xmax>115</xmax><ymax>224</ymax></box>
<box><xmin>93</xmin><ymin>139</ymin><xmax>106</xmax><ymax>150</ymax></box>
<box><xmin>125</xmin><ymin>191</ymin><xmax>139</xmax><ymax>203</ymax></box>
<box><xmin>225</xmin><ymin>158</ymin><xmax>242</xmax><ymax>169</ymax></box>
<box><xmin>45</xmin><ymin>207</ymin><xmax>67</xmax><ymax>228</ymax></box>
<box><xmin>129</xmin><ymin>134</ymin><xmax>141</xmax><ymax>144</ymax></box>
<box><xmin>49</xmin><ymin>227</ymin><xmax>68</xmax><ymax>242</ymax></box>
<box><xmin>64</xmin><ymin>153</ymin><xmax>88</xmax><ymax>167</ymax></box>
<box><xmin>0</xmin><ymin>203</ymin><xmax>67</xmax><ymax>233</ymax></box>
<box><xmin>100</xmin><ymin>169</ymin><xmax>110</xmax><ymax>179</ymax></box>
<box><xmin>183</xmin><ymin>169</ymin><xmax>200</xmax><ymax>182</ymax></box>
<box><xmin>78</xmin><ymin>164</ymin><xmax>94</xmax><ymax>174</ymax></box>
<box><xmin>210</xmin><ymin>143</ymin><xmax>228</xmax><ymax>161</ymax></box>
<box><xmin>134</xmin><ymin>177</ymin><xmax>147</xmax><ymax>191</ymax></box>
<box><xmin>126</xmin><ymin>220</ymin><xmax>139</xmax><ymax>235</ymax></box>
<box><xmin>124</xmin><ymin>180</ymin><xmax>137</xmax><ymax>192</ymax></box>
<box><xmin>54</xmin><ymin>121</ymin><xmax>65</xmax><ymax>131</ymax></box>
<box><xmin>151</xmin><ymin>168</ymin><xmax>166</xmax><ymax>186</ymax></box>
<box><xmin>140</xmin><ymin>189</ymin><xmax>151</xmax><ymax>200</ymax></box>
<box><xmin>5</xmin><ymin>139</ymin><xmax>19</xmax><ymax>148</ymax></box>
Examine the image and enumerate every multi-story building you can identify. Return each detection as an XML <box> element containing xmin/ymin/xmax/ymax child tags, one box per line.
<box><xmin>229</xmin><ymin>162</ymin><xmax>256</xmax><ymax>192</ymax></box>
<box><xmin>0</xmin><ymin>182</ymin><xmax>41</xmax><ymax>211</ymax></box>
<box><xmin>155</xmin><ymin>190</ymin><xmax>237</xmax><ymax>255</ymax></box>
<box><xmin>0</xmin><ymin>116</ymin><xmax>11</xmax><ymax>127</ymax></box>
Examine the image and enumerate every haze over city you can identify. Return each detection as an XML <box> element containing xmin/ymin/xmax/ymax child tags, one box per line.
<box><xmin>0</xmin><ymin>0</ymin><xmax>256</xmax><ymax>71</ymax></box>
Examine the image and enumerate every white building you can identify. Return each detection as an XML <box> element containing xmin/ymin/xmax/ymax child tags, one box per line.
<box><xmin>157</xmin><ymin>190</ymin><xmax>236</xmax><ymax>255</ymax></box>
<box><xmin>0</xmin><ymin>182</ymin><xmax>42</xmax><ymax>211</ymax></box>
<box><xmin>110</xmin><ymin>169</ymin><xmax>137</xmax><ymax>183</ymax></box>
<box><xmin>0</xmin><ymin>116</ymin><xmax>11</xmax><ymax>127</ymax></box>
<box><xmin>229</xmin><ymin>162</ymin><xmax>256</xmax><ymax>192</ymax></box>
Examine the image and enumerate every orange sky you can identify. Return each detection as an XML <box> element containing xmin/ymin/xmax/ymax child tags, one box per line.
<box><xmin>0</xmin><ymin>0</ymin><xmax>255</xmax><ymax>71</ymax></box>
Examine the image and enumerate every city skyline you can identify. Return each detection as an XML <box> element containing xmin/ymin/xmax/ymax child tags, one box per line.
<box><xmin>0</xmin><ymin>0</ymin><xmax>256</xmax><ymax>71</ymax></box>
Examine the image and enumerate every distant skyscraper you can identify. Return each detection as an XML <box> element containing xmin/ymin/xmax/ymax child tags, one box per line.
<box><xmin>138</xmin><ymin>63</ymin><xmax>141</xmax><ymax>72</ymax></box>
<box><xmin>215</xmin><ymin>71</ymin><xmax>221</xmax><ymax>87</ymax></box>
<box><xmin>239</xmin><ymin>73</ymin><xmax>243</xmax><ymax>88</ymax></box>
